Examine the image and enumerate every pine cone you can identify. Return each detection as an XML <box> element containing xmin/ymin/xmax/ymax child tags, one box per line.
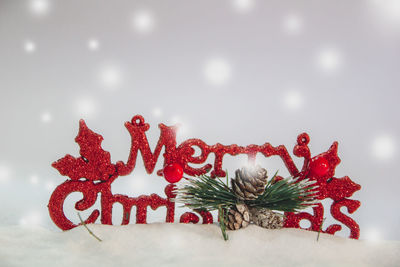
<box><xmin>226</xmin><ymin>204</ymin><xmax>251</xmax><ymax>230</ymax></box>
<box><xmin>231</xmin><ymin>165</ymin><xmax>268</xmax><ymax>200</ymax></box>
<box><xmin>250</xmin><ymin>208</ymin><xmax>284</xmax><ymax>229</ymax></box>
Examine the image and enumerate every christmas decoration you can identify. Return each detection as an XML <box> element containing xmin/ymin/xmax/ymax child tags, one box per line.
<box><xmin>174</xmin><ymin>167</ymin><xmax>318</xmax><ymax>239</ymax></box>
<box><xmin>231</xmin><ymin>166</ymin><xmax>268</xmax><ymax>200</ymax></box>
<box><xmin>226</xmin><ymin>204</ymin><xmax>250</xmax><ymax>230</ymax></box>
<box><xmin>163</xmin><ymin>163</ymin><xmax>184</xmax><ymax>183</ymax></box>
<box><xmin>250</xmin><ymin>208</ymin><xmax>284</xmax><ymax>229</ymax></box>
<box><xmin>175</xmin><ymin>170</ymin><xmax>318</xmax><ymax>211</ymax></box>
<box><xmin>308</xmin><ymin>156</ymin><xmax>330</xmax><ymax>178</ymax></box>
<box><xmin>48</xmin><ymin>115</ymin><xmax>361</xmax><ymax>240</ymax></box>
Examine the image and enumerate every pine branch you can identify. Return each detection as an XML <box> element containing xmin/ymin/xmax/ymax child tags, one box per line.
<box><xmin>247</xmin><ymin>176</ymin><xmax>318</xmax><ymax>212</ymax></box>
<box><xmin>174</xmin><ymin>175</ymin><xmax>237</xmax><ymax>211</ymax></box>
<box><xmin>174</xmin><ymin>172</ymin><xmax>318</xmax><ymax>213</ymax></box>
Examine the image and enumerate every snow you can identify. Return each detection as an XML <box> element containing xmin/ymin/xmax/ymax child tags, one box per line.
<box><xmin>1</xmin><ymin>224</ymin><xmax>399</xmax><ymax>267</ymax></box>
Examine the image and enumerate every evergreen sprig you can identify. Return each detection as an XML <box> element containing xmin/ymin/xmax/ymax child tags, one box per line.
<box><xmin>174</xmin><ymin>172</ymin><xmax>318</xmax><ymax>213</ymax></box>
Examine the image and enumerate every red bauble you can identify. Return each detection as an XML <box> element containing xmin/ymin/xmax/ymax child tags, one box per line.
<box><xmin>163</xmin><ymin>163</ymin><xmax>184</xmax><ymax>183</ymax></box>
<box><xmin>308</xmin><ymin>156</ymin><xmax>330</xmax><ymax>177</ymax></box>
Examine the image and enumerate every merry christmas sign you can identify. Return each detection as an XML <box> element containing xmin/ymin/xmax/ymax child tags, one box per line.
<box><xmin>48</xmin><ymin>115</ymin><xmax>361</xmax><ymax>239</ymax></box>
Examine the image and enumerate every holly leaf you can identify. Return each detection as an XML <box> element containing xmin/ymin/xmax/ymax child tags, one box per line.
<box><xmin>326</xmin><ymin>176</ymin><xmax>361</xmax><ymax>201</ymax></box>
<box><xmin>52</xmin><ymin>120</ymin><xmax>116</xmax><ymax>181</ymax></box>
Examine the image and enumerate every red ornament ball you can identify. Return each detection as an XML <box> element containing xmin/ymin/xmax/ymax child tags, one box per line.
<box><xmin>163</xmin><ymin>163</ymin><xmax>184</xmax><ymax>183</ymax></box>
<box><xmin>308</xmin><ymin>156</ymin><xmax>330</xmax><ymax>178</ymax></box>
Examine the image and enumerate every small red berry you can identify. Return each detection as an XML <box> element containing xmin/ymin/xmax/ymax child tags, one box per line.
<box><xmin>271</xmin><ymin>175</ymin><xmax>284</xmax><ymax>184</ymax></box>
<box><xmin>163</xmin><ymin>163</ymin><xmax>184</xmax><ymax>183</ymax></box>
<box><xmin>308</xmin><ymin>156</ymin><xmax>330</xmax><ymax>178</ymax></box>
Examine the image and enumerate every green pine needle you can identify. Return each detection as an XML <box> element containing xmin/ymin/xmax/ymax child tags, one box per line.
<box><xmin>218</xmin><ymin>205</ymin><xmax>229</xmax><ymax>241</ymax></box>
<box><xmin>174</xmin><ymin>172</ymin><xmax>318</xmax><ymax>214</ymax></box>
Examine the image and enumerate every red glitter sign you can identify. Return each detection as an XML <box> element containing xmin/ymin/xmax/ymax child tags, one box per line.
<box><xmin>48</xmin><ymin>115</ymin><xmax>361</xmax><ymax>239</ymax></box>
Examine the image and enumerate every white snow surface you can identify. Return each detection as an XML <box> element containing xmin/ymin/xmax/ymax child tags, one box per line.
<box><xmin>1</xmin><ymin>224</ymin><xmax>399</xmax><ymax>267</ymax></box>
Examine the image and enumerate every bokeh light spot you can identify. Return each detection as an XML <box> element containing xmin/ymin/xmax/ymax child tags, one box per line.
<box><xmin>204</xmin><ymin>58</ymin><xmax>232</xmax><ymax>86</ymax></box>
<box><xmin>88</xmin><ymin>39</ymin><xmax>100</xmax><ymax>51</ymax></box>
<box><xmin>30</xmin><ymin>175</ymin><xmax>39</xmax><ymax>185</ymax></box>
<box><xmin>283</xmin><ymin>90</ymin><xmax>304</xmax><ymax>110</ymax></box>
<box><xmin>75</xmin><ymin>97</ymin><xmax>97</xmax><ymax>119</ymax></box>
<box><xmin>370</xmin><ymin>0</ymin><xmax>400</xmax><ymax>24</ymax></box>
<box><xmin>23</xmin><ymin>40</ymin><xmax>36</xmax><ymax>54</ymax></box>
<box><xmin>29</xmin><ymin>0</ymin><xmax>50</xmax><ymax>16</ymax></box>
<box><xmin>283</xmin><ymin>14</ymin><xmax>303</xmax><ymax>34</ymax></box>
<box><xmin>316</xmin><ymin>47</ymin><xmax>343</xmax><ymax>72</ymax></box>
<box><xmin>232</xmin><ymin>0</ymin><xmax>255</xmax><ymax>13</ymax></box>
<box><xmin>371</xmin><ymin>134</ymin><xmax>396</xmax><ymax>160</ymax></box>
<box><xmin>364</xmin><ymin>228</ymin><xmax>382</xmax><ymax>242</ymax></box>
<box><xmin>98</xmin><ymin>65</ymin><xmax>123</xmax><ymax>89</ymax></box>
<box><xmin>41</xmin><ymin>111</ymin><xmax>52</xmax><ymax>123</ymax></box>
<box><xmin>171</xmin><ymin>116</ymin><xmax>190</xmax><ymax>139</ymax></box>
<box><xmin>132</xmin><ymin>10</ymin><xmax>155</xmax><ymax>34</ymax></box>
<box><xmin>152</xmin><ymin>107</ymin><xmax>162</xmax><ymax>117</ymax></box>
